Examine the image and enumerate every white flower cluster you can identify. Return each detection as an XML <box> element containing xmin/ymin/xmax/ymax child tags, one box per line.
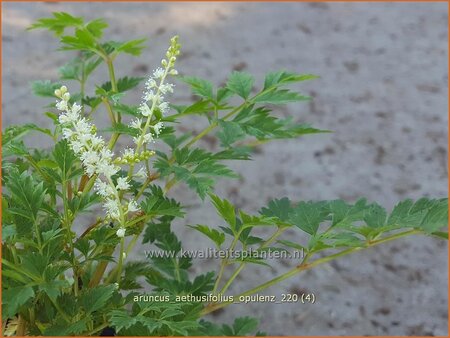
<box><xmin>130</xmin><ymin>36</ymin><xmax>180</xmax><ymax>150</ymax></box>
<box><xmin>54</xmin><ymin>36</ymin><xmax>181</xmax><ymax>238</ymax></box>
<box><xmin>55</xmin><ymin>86</ymin><xmax>139</xmax><ymax>223</ymax></box>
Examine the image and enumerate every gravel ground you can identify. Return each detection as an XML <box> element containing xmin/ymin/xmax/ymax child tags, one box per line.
<box><xmin>2</xmin><ymin>2</ymin><xmax>448</xmax><ymax>336</ymax></box>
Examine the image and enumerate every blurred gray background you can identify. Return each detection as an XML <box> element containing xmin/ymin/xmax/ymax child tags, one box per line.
<box><xmin>2</xmin><ymin>2</ymin><xmax>448</xmax><ymax>336</ymax></box>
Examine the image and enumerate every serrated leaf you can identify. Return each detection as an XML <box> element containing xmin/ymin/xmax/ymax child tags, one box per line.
<box><xmin>364</xmin><ymin>203</ymin><xmax>387</xmax><ymax>228</ymax></box>
<box><xmin>180</xmin><ymin>76</ymin><xmax>214</xmax><ymax>99</ymax></box>
<box><xmin>209</xmin><ymin>194</ymin><xmax>236</xmax><ymax>231</ymax></box>
<box><xmin>260</xmin><ymin>197</ymin><xmax>292</xmax><ymax>221</ymax></box>
<box><xmin>290</xmin><ymin>201</ymin><xmax>327</xmax><ymax>235</ymax></box>
<box><xmin>420</xmin><ymin>199</ymin><xmax>448</xmax><ymax>233</ymax></box>
<box><xmin>85</xmin><ymin>18</ymin><xmax>108</xmax><ymax>38</ymax></box>
<box><xmin>254</xmin><ymin>89</ymin><xmax>310</xmax><ymax>104</ymax></box>
<box><xmin>5</xmin><ymin>169</ymin><xmax>46</xmax><ymax>221</ymax></box>
<box><xmin>101</xmin><ymin>76</ymin><xmax>144</xmax><ymax>93</ymax></box>
<box><xmin>39</xmin><ymin>280</ymin><xmax>69</xmax><ymax>301</ymax></box>
<box><xmin>263</xmin><ymin>70</ymin><xmax>319</xmax><ymax>90</ymax></box>
<box><xmin>141</xmin><ymin>185</ymin><xmax>184</xmax><ymax>217</ymax></box>
<box><xmin>3</xmin><ymin>286</ymin><xmax>35</xmax><ymax>318</ymax></box>
<box><xmin>116</xmin><ymin>38</ymin><xmax>147</xmax><ymax>55</ymax></box>
<box><xmin>81</xmin><ymin>284</ymin><xmax>116</xmax><ymax>313</ymax></box>
<box><xmin>58</xmin><ymin>58</ymin><xmax>82</xmax><ymax>81</ymax></box>
<box><xmin>101</xmin><ymin>123</ymin><xmax>140</xmax><ymax>137</ymax></box>
<box><xmin>53</xmin><ymin>140</ymin><xmax>77</xmax><ymax>180</ymax></box>
<box><xmin>232</xmin><ymin>317</ymin><xmax>259</xmax><ymax>336</ymax></box>
<box><xmin>28</xmin><ymin>12</ymin><xmax>84</xmax><ymax>36</ymax></box>
<box><xmin>188</xmin><ymin>224</ymin><xmax>225</xmax><ymax>247</ymax></box>
<box><xmin>109</xmin><ymin>310</ymin><xmax>138</xmax><ymax>333</ymax></box>
<box><xmin>31</xmin><ymin>80</ymin><xmax>62</xmax><ymax>97</ymax></box>
<box><xmin>155</xmin><ymin>148</ymin><xmax>238</xmax><ymax>199</ymax></box>
<box><xmin>227</xmin><ymin>71</ymin><xmax>254</xmax><ymax>99</ymax></box>
<box><xmin>217</xmin><ymin>120</ymin><xmax>246</xmax><ymax>147</ymax></box>
<box><xmin>170</xmin><ymin>100</ymin><xmax>212</xmax><ymax>118</ymax></box>
<box><xmin>60</xmin><ymin>27</ymin><xmax>97</xmax><ymax>51</ymax></box>
<box><xmin>2</xmin><ymin>123</ymin><xmax>52</xmax><ymax>146</ymax></box>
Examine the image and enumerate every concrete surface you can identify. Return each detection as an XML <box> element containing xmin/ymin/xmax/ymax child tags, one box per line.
<box><xmin>2</xmin><ymin>2</ymin><xmax>448</xmax><ymax>336</ymax></box>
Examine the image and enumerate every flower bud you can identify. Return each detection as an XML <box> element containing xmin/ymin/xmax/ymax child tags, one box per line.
<box><xmin>60</xmin><ymin>85</ymin><xmax>68</xmax><ymax>94</ymax></box>
<box><xmin>116</xmin><ymin>227</ymin><xmax>126</xmax><ymax>238</ymax></box>
<box><xmin>54</xmin><ymin>89</ymin><xmax>62</xmax><ymax>97</ymax></box>
<box><xmin>63</xmin><ymin>92</ymin><xmax>71</xmax><ymax>101</ymax></box>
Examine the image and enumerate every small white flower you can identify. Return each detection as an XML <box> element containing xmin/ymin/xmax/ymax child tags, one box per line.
<box><xmin>71</xmin><ymin>102</ymin><xmax>81</xmax><ymax>114</ymax></box>
<box><xmin>75</xmin><ymin>119</ymin><xmax>91</xmax><ymax>135</ymax></box>
<box><xmin>80</xmin><ymin>150</ymin><xmax>99</xmax><ymax>166</ymax></box>
<box><xmin>62</xmin><ymin>128</ymin><xmax>74</xmax><ymax>139</ymax></box>
<box><xmin>104</xmin><ymin>198</ymin><xmax>120</xmax><ymax>219</ymax></box>
<box><xmin>90</xmin><ymin>135</ymin><xmax>104</xmax><ymax>148</ymax></box>
<box><xmin>78</xmin><ymin>132</ymin><xmax>93</xmax><ymax>145</ymax></box>
<box><xmin>59</xmin><ymin>112</ymin><xmax>77</xmax><ymax>124</ymax></box>
<box><xmin>84</xmin><ymin>163</ymin><xmax>97</xmax><ymax>177</ymax></box>
<box><xmin>139</xmin><ymin>103</ymin><xmax>152</xmax><ymax>117</ymax></box>
<box><xmin>56</xmin><ymin>100</ymin><xmax>68</xmax><ymax>111</ymax></box>
<box><xmin>158</xmin><ymin>102</ymin><xmax>169</xmax><ymax>114</ymax></box>
<box><xmin>70</xmin><ymin>140</ymin><xmax>84</xmax><ymax>154</ymax></box>
<box><xmin>116</xmin><ymin>177</ymin><xmax>130</xmax><ymax>191</ymax></box>
<box><xmin>127</xmin><ymin>200</ymin><xmax>139</xmax><ymax>213</ymax></box>
<box><xmin>143</xmin><ymin>133</ymin><xmax>154</xmax><ymax>144</ymax></box>
<box><xmin>159</xmin><ymin>83</ymin><xmax>174</xmax><ymax>94</ymax></box>
<box><xmin>153</xmin><ymin>67</ymin><xmax>165</xmax><ymax>78</ymax></box>
<box><xmin>100</xmin><ymin>162</ymin><xmax>120</xmax><ymax>177</ymax></box>
<box><xmin>116</xmin><ymin>227</ymin><xmax>126</xmax><ymax>238</ymax></box>
<box><xmin>130</xmin><ymin>118</ymin><xmax>143</xmax><ymax>129</ymax></box>
<box><xmin>145</xmin><ymin>78</ymin><xmax>157</xmax><ymax>89</ymax></box>
<box><xmin>153</xmin><ymin>122</ymin><xmax>164</xmax><ymax>136</ymax></box>
<box><xmin>99</xmin><ymin>148</ymin><xmax>113</xmax><ymax>161</ymax></box>
<box><xmin>122</xmin><ymin>147</ymin><xmax>134</xmax><ymax>159</ymax></box>
<box><xmin>94</xmin><ymin>179</ymin><xmax>115</xmax><ymax>197</ymax></box>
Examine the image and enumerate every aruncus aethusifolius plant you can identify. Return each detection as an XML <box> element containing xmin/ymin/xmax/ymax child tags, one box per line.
<box><xmin>52</xmin><ymin>37</ymin><xmax>180</xmax><ymax>288</ymax></box>
<box><xmin>2</xmin><ymin>12</ymin><xmax>448</xmax><ymax>336</ymax></box>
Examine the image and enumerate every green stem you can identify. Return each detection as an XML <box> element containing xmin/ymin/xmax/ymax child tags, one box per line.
<box><xmin>201</xmin><ymin>229</ymin><xmax>420</xmax><ymax>315</ymax></box>
<box><xmin>220</xmin><ymin>263</ymin><xmax>245</xmax><ymax>294</ymax></box>
<box><xmin>106</xmin><ymin>58</ymin><xmax>118</xmax><ymax>92</ymax></box>
<box><xmin>213</xmin><ymin>233</ymin><xmax>241</xmax><ymax>294</ymax></box>
<box><xmin>125</xmin><ymin>234</ymin><xmax>139</xmax><ymax>256</ymax></box>
<box><xmin>62</xmin><ymin>180</ymin><xmax>79</xmax><ymax>296</ymax></box>
<box><xmin>220</xmin><ymin>227</ymin><xmax>287</xmax><ymax>294</ymax></box>
<box><xmin>184</xmin><ymin>121</ymin><xmax>218</xmax><ymax>148</ymax></box>
<box><xmin>102</xmin><ymin>98</ymin><xmax>116</xmax><ymax>125</ymax></box>
<box><xmin>135</xmin><ymin>172</ymin><xmax>160</xmax><ymax>200</ymax></box>
<box><xmin>105</xmin><ymin>233</ymin><xmax>141</xmax><ymax>283</ymax></box>
<box><xmin>116</xmin><ymin>237</ymin><xmax>125</xmax><ymax>284</ymax></box>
